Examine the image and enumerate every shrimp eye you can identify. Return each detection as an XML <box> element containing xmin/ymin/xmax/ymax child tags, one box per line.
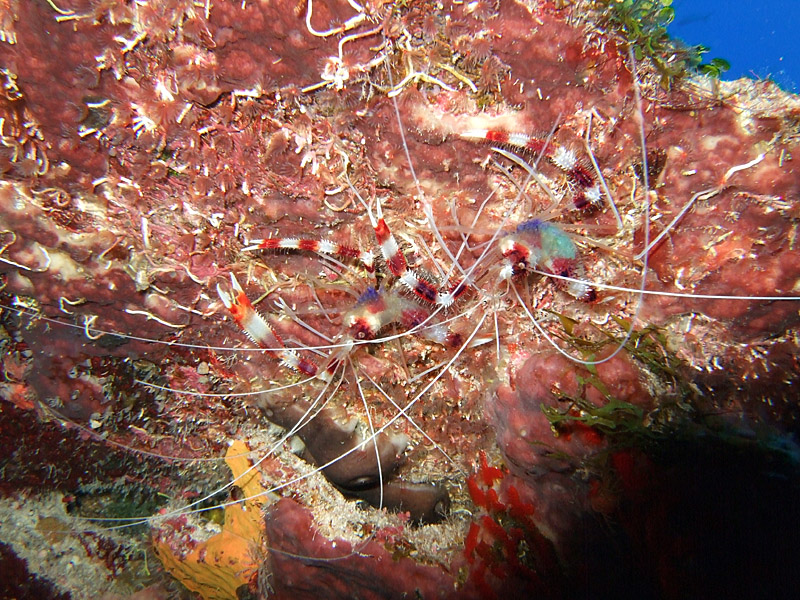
<box><xmin>349</xmin><ymin>320</ymin><xmax>373</xmax><ymax>340</ymax></box>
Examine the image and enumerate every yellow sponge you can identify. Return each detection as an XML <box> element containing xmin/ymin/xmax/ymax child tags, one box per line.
<box><xmin>153</xmin><ymin>440</ymin><xmax>267</xmax><ymax>600</ymax></box>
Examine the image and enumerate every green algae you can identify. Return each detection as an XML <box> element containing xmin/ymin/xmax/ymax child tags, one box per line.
<box><xmin>590</xmin><ymin>0</ymin><xmax>729</xmax><ymax>87</ymax></box>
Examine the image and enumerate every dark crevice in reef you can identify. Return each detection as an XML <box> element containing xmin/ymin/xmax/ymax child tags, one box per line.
<box><xmin>553</xmin><ymin>435</ymin><xmax>800</xmax><ymax>600</ymax></box>
<box><xmin>261</xmin><ymin>398</ymin><xmax>450</xmax><ymax>524</ymax></box>
<box><xmin>0</xmin><ymin>542</ymin><xmax>72</xmax><ymax>600</ymax></box>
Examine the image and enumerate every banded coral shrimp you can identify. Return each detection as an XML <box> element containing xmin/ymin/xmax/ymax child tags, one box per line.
<box><xmin>3</xmin><ymin>0</ymin><xmax>800</xmax><ymax>598</ymax></box>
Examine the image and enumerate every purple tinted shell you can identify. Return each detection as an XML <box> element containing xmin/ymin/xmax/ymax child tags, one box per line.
<box><xmin>516</xmin><ymin>219</ymin><xmax>545</xmax><ymax>234</ymax></box>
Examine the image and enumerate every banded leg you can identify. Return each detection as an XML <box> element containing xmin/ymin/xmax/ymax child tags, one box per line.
<box><xmin>217</xmin><ymin>274</ymin><xmax>331</xmax><ymax>381</ymax></box>
<box><xmin>367</xmin><ymin>199</ymin><xmax>466</xmax><ymax>309</ymax></box>
<box><xmin>461</xmin><ymin>129</ymin><xmax>604</xmax><ymax>211</ymax></box>
<box><xmin>244</xmin><ymin>237</ymin><xmax>375</xmax><ymax>273</ymax></box>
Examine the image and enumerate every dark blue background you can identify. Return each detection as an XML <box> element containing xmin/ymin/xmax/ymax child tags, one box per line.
<box><xmin>668</xmin><ymin>0</ymin><xmax>799</xmax><ymax>91</ymax></box>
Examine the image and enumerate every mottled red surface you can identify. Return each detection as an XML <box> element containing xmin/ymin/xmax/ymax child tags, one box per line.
<box><xmin>1</xmin><ymin>0</ymin><xmax>799</xmax><ymax>598</ymax></box>
<box><xmin>490</xmin><ymin>348</ymin><xmax>651</xmax><ymax>480</ymax></box>
<box><xmin>263</xmin><ymin>497</ymin><xmax>473</xmax><ymax>600</ymax></box>
<box><xmin>637</xmin><ymin>108</ymin><xmax>800</xmax><ymax>337</ymax></box>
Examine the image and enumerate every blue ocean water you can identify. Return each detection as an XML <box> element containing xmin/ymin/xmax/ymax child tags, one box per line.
<box><xmin>668</xmin><ymin>0</ymin><xmax>799</xmax><ymax>92</ymax></box>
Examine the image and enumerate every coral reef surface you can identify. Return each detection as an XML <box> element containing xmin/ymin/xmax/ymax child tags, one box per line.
<box><xmin>1</xmin><ymin>1</ymin><xmax>799</xmax><ymax>598</ymax></box>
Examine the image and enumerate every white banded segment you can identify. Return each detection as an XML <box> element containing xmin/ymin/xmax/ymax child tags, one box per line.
<box><xmin>216</xmin><ymin>274</ymin><xmax>281</xmax><ymax>349</ymax></box>
<box><xmin>551</xmin><ymin>145</ymin><xmax>577</xmax><ymax>171</ymax></box>
<box><xmin>217</xmin><ymin>274</ymin><xmax>328</xmax><ymax>380</ymax></box>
